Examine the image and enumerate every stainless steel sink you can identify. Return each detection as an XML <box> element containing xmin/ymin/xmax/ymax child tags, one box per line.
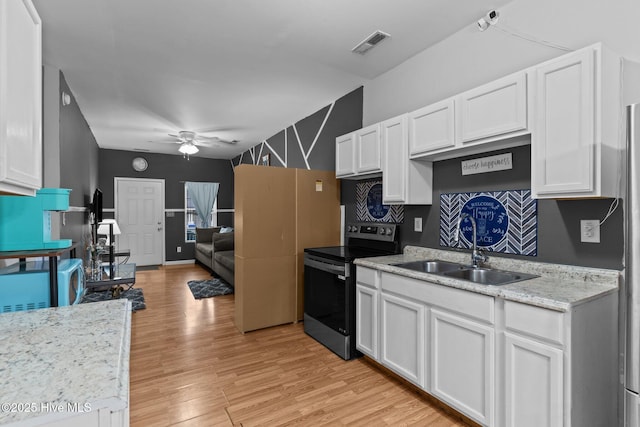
<box><xmin>392</xmin><ymin>260</ymin><xmax>466</xmax><ymax>274</ymax></box>
<box><xmin>392</xmin><ymin>259</ymin><xmax>538</xmax><ymax>286</ymax></box>
<box><xmin>442</xmin><ymin>268</ymin><xmax>538</xmax><ymax>286</ymax></box>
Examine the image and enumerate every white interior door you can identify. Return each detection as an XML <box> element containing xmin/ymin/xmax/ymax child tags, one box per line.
<box><xmin>115</xmin><ymin>178</ymin><xmax>165</xmax><ymax>266</ymax></box>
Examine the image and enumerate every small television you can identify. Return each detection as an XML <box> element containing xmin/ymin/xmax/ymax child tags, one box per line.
<box><xmin>91</xmin><ymin>188</ymin><xmax>103</xmax><ymax>224</ymax></box>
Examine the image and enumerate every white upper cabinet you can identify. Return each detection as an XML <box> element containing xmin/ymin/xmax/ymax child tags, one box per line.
<box><xmin>355</xmin><ymin>123</ymin><xmax>381</xmax><ymax>174</ymax></box>
<box><xmin>335</xmin><ymin>132</ymin><xmax>355</xmax><ymax>177</ymax></box>
<box><xmin>0</xmin><ymin>0</ymin><xmax>42</xmax><ymax>196</ymax></box>
<box><xmin>532</xmin><ymin>44</ymin><xmax>622</xmax><ymax>199</ymax></box>
<box><xmin>382</xmin><ymin>114</ymin><xmax>432</xmax><ymax>205</ymax></box>
<box><xmin>335</xmin><ymin>123</ymin><xmax>381</xmax><ymax>179</ymax></box>
<box><xmin>408</xmin><ymin>73</ymin><xmax>531</xmax><ymax>161</ymax></box>
<box><xmin>408</xmin><ymin>98</ymin><xmax>455</xmax><ymax>158</ymax></box>
<box><xmin>456</xmin><ymin>72</ymin><xmax>529</xmax><ymax>145</ymax></box>
<box><xmin>381</xmin><ymin>115</ymin><xmax>407</xmax><ymax>202</ymax></box>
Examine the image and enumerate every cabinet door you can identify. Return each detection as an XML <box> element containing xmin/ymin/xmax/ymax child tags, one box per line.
<box><xmin>381</xmin><ymin>115</ymin><xmax>407</xmax><ymax>204</ymax></box>
<box><xmin>0</xmin><ymin>0</ymin><xmax>42</xmax><ymax>196</ymax></box>
<box><xmin>457</xmin><ymin>72</ymin><xmax>528</xmax><ymax>144</ymax></box>
<box><xmin>408</xmin><ymin>98</ymin><xmax>455</xmax><ymax>157</ymax></box>
<box><xmin>380</xmin><ymin>292</ymin><xmax>425</xmax><ymax>387</ymax></box>
<box><xmin>356</xmin><ymin>123</ymin><xmax>381</xmax><ymax>173</ymax></box>
<box><xmin>356</xmin><ymin>284</ymin><xmax>378</xmax><ymax>359</ymax></box>
<box><xmin>532</xmin><ymin>48</ymin><xmax>595</xmax><ymax>197</ymax></box>
<box><xmin>505</xmin><ymin>332</ymin><xmax>563</xmax><ymax>427</ymax></box>
<box><xmin>431</xmin><ymin>309</ymin><xmax>494</xmax><ymax>426</ymax></box>
<box><xmin>335</xmin><ymin>132</ymin><xmax>355</xmax><ymax>177</ymax></box>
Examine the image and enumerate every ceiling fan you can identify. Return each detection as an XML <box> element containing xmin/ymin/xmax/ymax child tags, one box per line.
<box><xmin>160</xmin><ymin>130</ymin><xmax>238</xmax><ymax>157</ymax></box>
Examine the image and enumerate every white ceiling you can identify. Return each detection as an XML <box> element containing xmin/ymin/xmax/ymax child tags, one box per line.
<box><xmin>33</xmin><ymin>0</ymin><xmax>511</xmax><ymax>159</ymax></box>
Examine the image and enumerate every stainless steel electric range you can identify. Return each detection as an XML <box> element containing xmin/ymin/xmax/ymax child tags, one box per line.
<box><xmin>303</xmin><ymin>222</ymin><xmax>399</xmax><ymax>360</ymax></box>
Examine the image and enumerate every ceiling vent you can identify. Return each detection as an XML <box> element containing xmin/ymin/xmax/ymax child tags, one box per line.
<box><xmin>352</xmin><ymin>30</ymin><xmax>390</xmax><ymax>55</ymax></box>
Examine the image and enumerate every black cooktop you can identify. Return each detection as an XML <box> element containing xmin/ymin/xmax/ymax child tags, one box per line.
<box><xmin>304</xmin><ymin>245</ymin><xmax>396</xmax><ymax>263</ymax></box>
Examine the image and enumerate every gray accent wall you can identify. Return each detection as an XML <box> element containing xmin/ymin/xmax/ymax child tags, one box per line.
<box><xmin>234</xmin><ymin>87</ymin><xmax>363</xmax><ymax>170</ymax></box>
<box><xmin>42</xmin><ymin>68</ymin><xmax>100</xmax><ymax>252</ymax></box>
<box><xmin>98</xmin><ymin>149</ymin><xmax>234</xmax><ymax>261</ymax></box>
<box><xmin>342</xmin><ymin>142</ymin><xmax>623</xmax><ymax>270</ymax></box>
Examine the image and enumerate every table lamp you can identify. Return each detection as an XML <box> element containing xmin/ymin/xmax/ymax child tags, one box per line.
<box><xmin>97</xmin><ymin>219</ymin><xmax>121</xmax><ymax>245</ymax></box>
<box><xmin>97</xmin><ymin>219</ymin><xmax>121</xmax><ymax>279</ymax></box>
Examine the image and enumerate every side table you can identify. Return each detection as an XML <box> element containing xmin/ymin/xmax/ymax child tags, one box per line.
<box><xmin>86</xmin><ymin>263</ymin><xmax>136</xmax><ymax>298</ymax></box>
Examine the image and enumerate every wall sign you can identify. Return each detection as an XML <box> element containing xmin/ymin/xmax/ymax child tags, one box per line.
<box><xmin>440</xmin><ymin>189</ymin><xmax>537</xmax><ymax>256</ymax></box>
<box><xmin>356</xmin><ymin>179</ymin><xmax>403</xmax><ymax>223</ymax></box>
<box><xmin>459</xmin><ymin>195</ymin><xmax>508</xmax><ymax>247</ymax></box>
<box><xmin>461</xmin><ymin>153</ymin><xmax>512</xmax><ymax>176</ymax></box>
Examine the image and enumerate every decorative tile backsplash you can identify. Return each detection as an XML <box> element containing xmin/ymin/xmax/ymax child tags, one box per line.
<box><xmin>356</xmin><ymin>179</ymin><xmax>404</xmax><ymax>223</ymax></box>
<box><xmin>440</xmin><ymin>190</ymin><xmax>537</xmax><ymax>256</ymax></box>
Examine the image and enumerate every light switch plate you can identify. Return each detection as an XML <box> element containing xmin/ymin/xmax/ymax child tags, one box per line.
<box><xmin>581</xmin><ymin>220</ymin><xmax>600</xmax><ymax>243</ymax></box>
<box><xmin>414</xmin><ymin>217</ymin><xmax>423</xmax><ymax>232</ymax></box>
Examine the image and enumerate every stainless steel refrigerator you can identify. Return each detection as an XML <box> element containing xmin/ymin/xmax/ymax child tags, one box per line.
<box><xmin>626</xmin><ymin>103</ymin><xmax>640</xmax><ymax>425</ymax></box>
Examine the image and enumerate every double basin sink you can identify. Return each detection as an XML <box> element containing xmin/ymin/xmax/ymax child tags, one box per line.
<box><xmin>392</xmin><ymin>260</ymin><xmax>538</xmax><ymax>286</ymax></box>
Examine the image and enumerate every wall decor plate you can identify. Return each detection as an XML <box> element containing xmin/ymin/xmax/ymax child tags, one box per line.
<box><xmin>440</xmin><ymin>190</ymin><xmax>537</xmax><ymax>256</ymax></box>
<box><xmin>356</xmin><ymin>179</ymin><xmax>403</xmax><ymax>223</ymax></box>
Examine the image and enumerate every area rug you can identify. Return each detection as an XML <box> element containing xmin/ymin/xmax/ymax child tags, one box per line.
<box><xmin>187</xmin><ymin>278</ymin><xmax>233</xmax><ymax>299</ymax></box>
<box><xmin>80</xmin><ymin>288</ymin><xmax>146</xmax><ymax>311</ymax></box>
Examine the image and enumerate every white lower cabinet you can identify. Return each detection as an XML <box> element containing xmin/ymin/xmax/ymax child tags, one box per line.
<box><xmin>356</xmin><ymin>266</ymin><xmax>618</xmax><ymax>427</ymax></box>
<box><xmin>504</xmin><ymin>332</ymin><xmax>563</xmax><ymax>427</ymax></box>
<box><xmin>431</xmin><ymin>309</ymin><xmax>494</xmax><ymax>426</ymax></box>
<box><xmin>380</xmin><ymin>292</ymin><xmax>425</xmax><ymax>387</ymax></box>
<box><xmin>356</xmin><ymin>283</ymin><xmax>378</xmax><ymax>359</ymax></box>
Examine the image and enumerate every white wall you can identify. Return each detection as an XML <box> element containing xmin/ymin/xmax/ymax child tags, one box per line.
<box><xmin>364</xmin><ymin>0</ymin><xmax>640</xmax><ymax>125</ymax></box>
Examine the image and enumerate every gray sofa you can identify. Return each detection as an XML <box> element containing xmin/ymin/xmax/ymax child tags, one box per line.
<box><xmin>195</xmin><ymin>227</ymin><xmax>235</xmax><ymax>286</ymax></box>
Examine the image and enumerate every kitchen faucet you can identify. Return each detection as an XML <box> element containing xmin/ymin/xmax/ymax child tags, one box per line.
<box><xmin>454</xmin><ymin>212</ymin><xmax>488</xmax><ymax>268</ymax></box>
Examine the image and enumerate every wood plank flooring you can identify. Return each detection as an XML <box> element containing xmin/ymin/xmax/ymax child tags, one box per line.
<box><xmin>130</xmin><ymin>264</ymin><xmax>477</xmax><ymax>426</ymax></box>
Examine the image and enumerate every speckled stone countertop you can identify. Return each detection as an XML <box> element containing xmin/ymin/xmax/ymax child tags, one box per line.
<box><xmin>354</xmin><ymin>246</ymin><xmax>620</xmax><ymax>312</ymax></box>
<box><xmin>0</xmin><ymin>299</ymin><xmax>131</xmax><ymax>426</ymax></box>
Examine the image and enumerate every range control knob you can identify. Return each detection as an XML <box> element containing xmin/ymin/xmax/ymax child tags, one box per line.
<box><xmin>379</xmin><ymin>228</ymin><xmax>385</xmax><ymax>235</ymax></box>
<box><xmin>386</xmin><ymin>227</ymin><xmax>394</xmax><ymax>235</ymax></box>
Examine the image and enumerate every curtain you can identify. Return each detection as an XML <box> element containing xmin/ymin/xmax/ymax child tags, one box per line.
<box><xmin>185</xmin><ymin>182</ymin><xmax>219</xmax><ymax>227</ymax></box>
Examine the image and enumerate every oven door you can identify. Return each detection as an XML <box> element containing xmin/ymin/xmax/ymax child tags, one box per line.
<box><xmin>303</xmin><ymin>253</ymin><xmax>350</xmax><ymax>335</ymax></box>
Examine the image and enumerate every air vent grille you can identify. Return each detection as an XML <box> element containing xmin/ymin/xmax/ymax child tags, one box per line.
<box><xmin>352</xmin><ymin>30</ymin><xmax>390</xmax><ymax>55</ymax></box>
<box><xmin>367</xmin><ymin>32</ymin><xmax>387</xmax><ymax>45</ymax></box>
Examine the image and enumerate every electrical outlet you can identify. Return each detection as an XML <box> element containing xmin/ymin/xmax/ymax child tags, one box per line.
<box><xmin>580</xmin><ymin>220</ymin><xmax>600</xmax><ymax>243</ymax></box>
<box><xmin>177</xmin><ymin>246</ymin><xmax>182</xmax><ymax>253</ymax></box>
<box><xmin>414</xmin><ymin>217</ymin><xmax>423</xmax><ymax>232</ymax></box>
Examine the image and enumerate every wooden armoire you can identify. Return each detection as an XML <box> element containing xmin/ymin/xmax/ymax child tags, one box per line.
<box><xmin>234</xmin><ymin>164</ymin><xmax>341</xmax><ymax>333</ymax></box>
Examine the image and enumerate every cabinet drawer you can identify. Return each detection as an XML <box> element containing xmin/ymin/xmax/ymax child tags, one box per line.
<box><xmin>381</xmin><ymin>272</ymin><xmax>494</xmax><ymax>324</ymax></box>
<box><xmin>356</xmin><ymin>266</ymin><xmax>378</xmax><ymax>288</ymax></box>
<box><xmin>505</xmin><ymin>300</ymin><xmax>564</xmax><ymax>345</ymax></box>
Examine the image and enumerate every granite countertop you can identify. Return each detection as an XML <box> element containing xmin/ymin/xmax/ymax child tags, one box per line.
<box><xmin>354</xmin><ymin>246</ymin><xmax>620</xmax><ymax>312</ymax></box>
<box><xmin>0</xmin><ymin>299</ymin><xmax>131</xmax><ymax>426</ymax></box>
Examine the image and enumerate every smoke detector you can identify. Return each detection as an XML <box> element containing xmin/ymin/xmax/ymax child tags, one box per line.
<box><xmin>352</xmin><ymin>30</ymin><xmax>390</xmax><ymax>55</ymax></box>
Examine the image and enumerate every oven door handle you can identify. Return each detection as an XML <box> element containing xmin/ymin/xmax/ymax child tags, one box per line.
<box><xmin>304</xmin><ymin>257</ymin><xmax>347</xmax><ymax>277</ymax></box>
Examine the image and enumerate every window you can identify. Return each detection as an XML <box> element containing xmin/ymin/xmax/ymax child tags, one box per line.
<box><xmin>185</xmin><ymin>186</ymin><xmax>217</xmax><ymax>242</ymax></box>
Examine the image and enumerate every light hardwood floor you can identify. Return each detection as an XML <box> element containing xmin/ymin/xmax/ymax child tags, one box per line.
<box><xmin>130</xmin><ymin>264</ymin><xmax>477</xmax><ymax>426</ymax></box>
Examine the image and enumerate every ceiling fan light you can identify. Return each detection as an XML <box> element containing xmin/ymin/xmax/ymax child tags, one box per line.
<box><xmin>179</xmin><ymin>143</ymin><xmax>199</xmax><ymax>155</ymax></box>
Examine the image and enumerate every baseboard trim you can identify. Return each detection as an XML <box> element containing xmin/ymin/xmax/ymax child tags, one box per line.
<box><xmin>165</xmin><ymin>259</ymin><xmax>196</xmax><ymax>266</ymax></box>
